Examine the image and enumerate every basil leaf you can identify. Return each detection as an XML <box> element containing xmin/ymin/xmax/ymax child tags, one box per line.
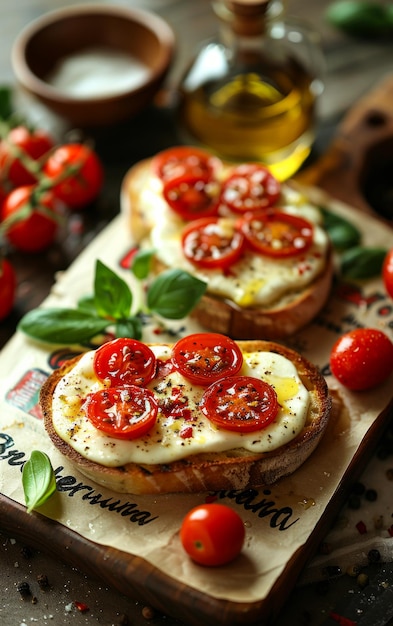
<box><xmin>321</xmin><ymin>207</ymin><xmax>361</xmax><ymax>250</ymax></box>
<box><xmin>77</xmin><ymin>294</ymin><xmax>97</xmax><ymax>314</ymax></box>
<box><xmin>22</xmin><ymin>451</ymin><xmax>57</xmax><ymax>513</ymax></box>
<box><xmin>340</xmin><ymin>246</ymin><xmax>387</xmax><ymax>279</ymax></box>
<box><xmin>18</xmin><ymin>308</ymin><xmax>109</xmax><ymax>343</ymax></box>
<box><xmin>131</xmin><ymin>249</ymin><xmax>155</xmax><ymax>280</ymax></box>
<box><xmin>94</xmin><ymin>260</ymin><xmax>132</xmax><ymax>319</ymax></box>
<box><xmin>147</xmin><ymin>269</ymin><xmax>207</xmax><ymax>319</ymax></box>
<box><xmin>115</xmin><ymin>317</ymin><xmax>143</xmax><ymax>340</ymax></box>
<box><xmin>0</xmin><ymin>86</ymin><xmax>13</xmax><ymax>121</ymax></box>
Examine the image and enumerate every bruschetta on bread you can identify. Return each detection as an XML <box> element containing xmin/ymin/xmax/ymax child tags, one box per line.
<box><xmin>40</xmin><ymin>333</ymin><xmax>331</xmax><ymax>495</ymax></box>
<box><xmin>120</xmin><ymin>146</ymin><xmax>334</xmax><ymax>339</ymax></box>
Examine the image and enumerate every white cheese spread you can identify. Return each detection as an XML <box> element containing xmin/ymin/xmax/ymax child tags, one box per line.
<box><xmin>51</xmin><ymin>345</ymin><xmax>310</xmax><ymax>467</ymax></box>
<box><xmin>137</xmin><ymin>177</ymin><xmax>330</xmax><ymax>308</ymax></box>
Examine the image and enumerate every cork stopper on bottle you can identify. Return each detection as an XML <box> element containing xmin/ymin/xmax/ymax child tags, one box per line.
<box><xmin>214</xmin><ymin>0</ymin><xmax>272</xmax><ymax>36</ymax></box>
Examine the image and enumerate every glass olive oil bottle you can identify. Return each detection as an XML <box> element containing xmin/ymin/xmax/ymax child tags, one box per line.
<box><xmin>177</xmin><ymin>0</ymin><xmax>324</xmax><ymax>181</ymax></box>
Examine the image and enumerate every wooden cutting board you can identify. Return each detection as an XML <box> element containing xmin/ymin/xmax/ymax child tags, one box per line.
<box><xmin>296</xmin><ymin>73</ymin><xmax>393</xmax><ymax>223</ymax></box>
<box><xmin>1</xmin><ymin>77</ymin><xmax>393</xmax><ymax>626</ymax></box>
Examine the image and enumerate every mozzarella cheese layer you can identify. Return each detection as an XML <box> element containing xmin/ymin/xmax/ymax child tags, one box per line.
<box><xmin>51</xmin><ymin>346</ymin><xmax>310</xmax><ymax>467</ymax></box>
<box><xmin>137</xmin><ymin>175</ymin><xmax>329</xmax><ymax>308</ymax></box>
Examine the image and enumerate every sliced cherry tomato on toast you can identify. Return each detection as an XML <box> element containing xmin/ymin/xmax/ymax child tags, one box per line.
<box><xmin>200</xmin><ymin>375</ymin><xmax>279</xmax><ymax>432</ymax></box>
<box><xmin>93</xmin><ymin>338</ymin><xmax>157</xmax><ymax>387</ymax></box>
<box><xmin>152</xmin><ymin>146</ymin><xmax>221</xmax><ymax>182</ymax></box>
<box><xmin>172</xmin><ymin>333</ymin><xmax>243</xmax><ymax>386</ymax></box>
<box><xmin>0</xmin><ymin>258</ymin><xmax>16</xmax><ymax>320</ymax></box>
<box><xmin>181</xmin><ymin>217</ymin><xmax>245</xmax><ymax>269</ymax></box>
<box><xmin>1</xmin><ymin>185</ymin><xmax>59</xmax><ymax>252</ymax></box>
<box><xmin>240</xmin><ymin>209</ymin><xmax>314</xmax><ymax>258</ymax></box>
<box><xmin>163</xmin><ymin>174</ymin><xmax>220</xmax><ymax>221</ymax></box>
<box><xmin>220</xmin><ymin>163</ymin><xmax>280</xmax><ymax>213</ymax></box>
<box><xmin>84</xmin><ymin>386</ymin><xmax>158</xmax><ymax>439</ymax></box>
<box><xmin>0</xmin><ymin>125</ymin><xmax>53</xmax><ymax>187</ymax></box>
<box><xmin>383</xmin><ymin>249</ymin><xmax>393</xmax><ymax>299</ymax></box>
<box><xmin>43</xmin><ymin>143</ymin><xmax>103</xmax><ymax>209</ymax></box>
<box><xmin>180</xmin><ymin>503</ymin><xmax>245</xmax><ymax>566</ymax></box>
<box><xmin>330</xmin><ymin>328</ymin><xmax>393</xmax><ymax>391</ymax></box>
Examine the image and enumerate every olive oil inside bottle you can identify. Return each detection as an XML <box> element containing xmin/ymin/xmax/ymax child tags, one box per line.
<box><xmin>178</xmin><ymin>57</ymin><xmax>316</xmax><ymax>181</ymax></box>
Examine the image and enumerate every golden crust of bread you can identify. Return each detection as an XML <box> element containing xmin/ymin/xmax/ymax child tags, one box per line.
<box><xmin>40</xmin><ymin>340</ymin><xmax>331</xmax><ymax>495</ymax></box>
<box><xmin>120</xmin><ymin>158</ymin><xmax>334</xmax><ymax>339</ymax></box>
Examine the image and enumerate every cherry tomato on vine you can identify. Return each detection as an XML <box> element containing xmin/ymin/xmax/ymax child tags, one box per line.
<box><xmin>200</xmin><ymin>376</ymin><xmax>279</xmax><ymax>432</ymax></box>
<box><xmin>85</xmin><ymin>386</ymin><xmax>158</xmax><ymax>440</ymax></box>
<box><xmin>93</xmin><ymin>337</ymin><xmax>157</xmax><ymax>387</ymax></box>
<box><xmin>0</xmin><ymin>125</ymin><xmax>54</xmax><ymax>187</ymax></box>
<box><xmin>152</xmin><ymin>146</ymin><xmax>221</xmax><ymax>182</ymax></box>
<box><xmin>330</xmin><ymin>328</ymin><xmax>393</xmax><ymax>391</ymax></box>
<box><xmin>171</xmin><ymin>333</ymin><xmax>243</xmax><ymax>386</ymax></box>
<box><xmin>163</xmin><ymin>174</ymin><xmax>220</xmax><ymax>221</ymax></box>
<box><xmin>382</xmin><ymin>249</ymin><xmax>393</xmax><ymax>299</ymax></box>
<box><xmin>180</xmin><ymin>503</ymin><xmax>245</xmax><ymax>566</ymax></box>
<box><xmin>0</xmin><ymin>185</ymin><xmax>59</xmax><ymax>252</ymax></box>
<box><xmin>220</xmin><ymin>163</ymin><xmax>280</xmax><ymax>213</ymax></box>
<box><xmin>0</xmin><ymin>258</ymin><xmax>16</xmax><ymax>320</ymax></box>
<box><xmin>43</xmin><ymin>143</ymin><xmax>103</xmax><ymax>209</ymax></box>
<box><xmin>181</xmin><ymin>217</ymin><xmax>245</xmax><ymax>269</ymax></box>
<box><xmin>239</xmin><ymin>210</ymin><xmax>314</xmax><ymax>258</ymax></box>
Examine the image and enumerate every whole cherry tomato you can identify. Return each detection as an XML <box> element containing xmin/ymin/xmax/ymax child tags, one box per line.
<box><xmin>0</xmin><ymin>125</ymin><xmax>54</xmax><ymax>187</ymax></box>
<box><xmin>93</xmin><ymin>337</ymin><xmax>157</xmax><ymax>387</ymax></box>
<box><xmin>180</xmin><ymin>503</ymin><xmax>245</xmax><ymax>566</ymax></box>
<box><xmin>239</xmin><ymin>210</ymin><xmax>314</xmax><ymax>258</ymax></box>
<box><xmin>85</xmin><ymin>386</ymin><xmax>158</xmax><ymax>440</ymax></box>
<box><xmin>200</xmin><ymin>376</ymin><xmax>279</xmax><ymax>432</ymax></box>
<box><xmin>0</xmin><ymin>258</ymin><xmax>16</xmax><ymax>320</ymax></box>
<box><xmin>171</xmin><ymin>333</ymin><xmax>243</xmax><ymax>386</ymax></box>
<box><xmin>382</xmin><ymin>249</ymin><xmax>393</xmax><ymax>299</ymax></box>
<box><xmin>181</xmin><ymin>217</ymin><xmax>245</xmax><ymax>269</ymax></box>
<box><xmin>330</xmin><ymin>328</ymin><xmax>393</xmax><ymax>391</ymax></box>
<box><xmin>1</xmin><ymin>185</ymin><xmax>59</xmax><ymax>253</ymax></box>
<box><xmin>220</xmin><ymin>163</ymin><xmax>280</xmax><ymax>213</ymax></box>
<box><xmin>43</xmin><ymin>143</ymin><xmax>103</xmax><ymax>209</ymax></box>
<box><xmin>152</xmin><ymin>146</ymin><xmax>221</xmax><ymax>182</ymax></box>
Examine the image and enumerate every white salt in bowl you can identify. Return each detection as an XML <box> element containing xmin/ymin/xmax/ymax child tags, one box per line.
<box><xmin>11</xmin><ymin>4</ymin><xmax>175</xmax><ymax>127</ymax></box>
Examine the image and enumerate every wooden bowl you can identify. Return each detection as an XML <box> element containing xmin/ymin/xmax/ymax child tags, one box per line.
<box><xmin>11</xmin><ymin>4</ymin><xmax>175</xmax><ymax>127</ymax></box>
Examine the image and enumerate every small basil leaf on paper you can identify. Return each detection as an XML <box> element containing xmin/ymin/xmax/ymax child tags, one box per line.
<box><xmin>116</xmin><ymin>317</ymin><xmax>143</xmax><ymax>340</ymax></box>
<box><xmin>131</xmin><ymin>249</ymin><xmax>156</xmax><ymax>280</ymax></box>
<box><xmin>147</xmin><ymin>269</ymin><xmax>207</xmax><ymax>319</ymax></box>
<box><xmin>18</xmin><ymin>308</ymin><xmax>109</xmax><ymax>343</ymax></box>
<box><xmin>22</xmin><ymin>451</ymin><xmax>57</xmax><ymax>514</ymax></box>
<box><xmin>340</xmin><ymin>246</ymin><xmax>387</xmax><ymax>279</ymax></box>
<box><xmin>320</xmin><ymin>207</ymin><xmax>361</xmax><ymax>250</ymax></box>
<box><xmin>94</xmin><ymin>260</ymin><xmax>132</xmax><ymax>319</ymax></box>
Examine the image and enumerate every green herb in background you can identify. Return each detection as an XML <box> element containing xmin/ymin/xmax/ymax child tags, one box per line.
<box><xmin>325</xmin><ymin>1</ymin><xmax>393</xmax><ymax>38</ymax></box>
<box><xmin>18</xmin><ymin>256</ymin><xmax>207</xmax><ymax>345</ymax></box>
<box><xmin>340</xmin><ymin>246</ymin><xmax>387</xmax><ymax>279</ymax></box>
<box><xmin>320</xmin><ymin>206</ymin><xmax>361</xmax><ymax>250</ymax></box>
<box><xmin>22</xmin><ymin>451</ymin><xmax>57</xmax><ymax>514</ymax></box>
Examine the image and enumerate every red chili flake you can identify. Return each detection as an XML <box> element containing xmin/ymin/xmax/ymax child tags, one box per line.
<box><xmin>74</xmin><ymin>600</ymin><xmax>89</xmax><ymax>613</ymax></box>
<box><xmin>153</xmin><ymin>327</ymin><xmax>162</xmax><ymax>335</ymax></box>
<box><xmin>329</xmin><ymin>611</ymin><xmax>357</xmax><ymax>626</ymax></box>
<box><xmin>180</xmin><ymin>425</ymin><xmax>193</xmax><ymax>439</ymax></box>
<box><xmin>388</xmin><ymin>525</ymin><xmax>393</xmax><ymax>537</ymax></box>
<box><xmin>356</xmin><ymin>521</ymin><xmax>367</xmax><ymax>534</ymax></box>
<box><xmin>205</xmin><ymin>494</ymin><xmax>217</xmax><ymax>503</ymax></box>
<box><xmin>119</xmin><ymin>247</ymin><xmax>139</xmax><ymax>269</ymax></box>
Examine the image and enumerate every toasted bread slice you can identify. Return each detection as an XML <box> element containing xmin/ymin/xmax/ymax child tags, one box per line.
<box><xmin>120</xmin><ymin>157</ymin><xmax>334</xmax><ymax>339</ymax></box>
<box><xmin>40</xmin><ymin>340</ymin><xmax>331</xmax><ymax>495</ymax></box>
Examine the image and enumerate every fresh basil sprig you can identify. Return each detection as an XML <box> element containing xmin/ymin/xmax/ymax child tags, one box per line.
<box><xmin>22</xmin><ymin>450</ymin><xmax>57</xmax><ymax>514</ymax></box>
<box><xmin>18</xmin><ymin>257</ymin><xmax>207</xmax><ymax>345</ymax></box>
<box><xmin>340</xmin><ymin>246</ymin><xmax>387</xmax><ymax>279</ymax></box>
<box><xmin>320</xmin><ymin>206</ymin><xmax>361</xmax><ymax>250</ymax></box>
